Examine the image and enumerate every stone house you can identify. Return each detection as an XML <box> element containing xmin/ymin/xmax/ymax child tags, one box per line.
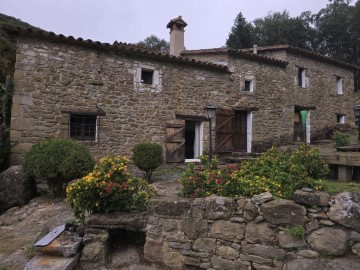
<box><xmin>6</xmin><ymin>17</ymin><xmax>360</xmax><ymax>164</ymax></box>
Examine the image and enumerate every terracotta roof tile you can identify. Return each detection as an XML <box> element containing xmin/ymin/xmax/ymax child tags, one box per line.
<box><xmin>182</xmin><ymin>47</ymin><xmax>289</xmax><ymax>67</ymax></box>
<box><xmin>241</xmin><ymin>45</ymin><xmax>360</xmax><ymax>70</ymax></box>
<box><xmin>3</xmin><ymin>25</ymin><xmax>228</xmax><ymax>73</ymax></box>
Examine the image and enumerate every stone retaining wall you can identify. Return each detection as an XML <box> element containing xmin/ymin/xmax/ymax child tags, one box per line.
<box><xmin>84</xmin><ymin>191</ymin><xmax>360</xmax><ymax>269</ymax></box>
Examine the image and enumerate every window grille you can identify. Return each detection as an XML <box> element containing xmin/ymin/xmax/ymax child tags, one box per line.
<box><xmin>69</xmin><ymin>114</ymin><xmax>97</xmax><ymax>141</ymax></box>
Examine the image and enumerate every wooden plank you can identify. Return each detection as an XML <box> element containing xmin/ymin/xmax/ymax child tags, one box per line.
<box><xmin>34</xmin><ymin>224</ymin><xmax>65</xmax><ymax>247</ymax></box>
<box><xmin>166</xmin><ymin>119</ymin><xmax>185</xmax><ymax>163</ymax></box>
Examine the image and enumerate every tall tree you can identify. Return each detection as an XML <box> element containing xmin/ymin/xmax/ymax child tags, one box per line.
<box><xmin>137</xmin><ymin>35</ymin><xmax>170</xmax><ymax>53</ymax></box>
<box><xmin>226</xmin><ymin>12</ymin><xmax>254</xmax><ymax>49</ymax></box>
<box><xmin>314</xmin><ymin>0</ymin><xmax>356</xmax><ymax>63</ymax></box>
<box><xmin>252</xmin><ymin>10</ymin><xmax>315</xmax><ymax>50</ymax></box>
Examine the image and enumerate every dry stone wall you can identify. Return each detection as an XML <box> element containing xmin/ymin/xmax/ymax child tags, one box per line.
<box><xmin>142</xmin><ymin>191</ymin><xmax>360</xmax><ymax>270</ymax></box>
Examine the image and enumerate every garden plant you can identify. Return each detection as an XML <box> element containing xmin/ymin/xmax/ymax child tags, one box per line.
<box><xmin>179</xmin><ymin>145</ymin><xmax>328</xmax><ymax>199</ymax></box>
<box><xmin>23</xmin><ymin>138</ymin><xmax>94</xmax><ymax>196</ymax></box>
<box><xmin>132</xmin><ymin>142</ymin><xmax>163</xmax><ymax>182</ymax></box>
<box><xmin>66</xmin><ymin>155</ymin><xmax>156</xmax><ymax>223</ymax></box>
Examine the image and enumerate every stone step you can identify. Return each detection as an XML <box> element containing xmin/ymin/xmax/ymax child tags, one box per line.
<box><xmin>24</xmin><ymin>253</ymin><xmax>80</xmax><ymax>270</ymax></box>
<box><xmin>224</xmin><ymin>156</ymin><xmax>255</xmax><ymax>163</ymax></box>
<box><xmin>35</xmin><ymin>231</ymin><xmax>83</xmax><ymax>257</ymax></box>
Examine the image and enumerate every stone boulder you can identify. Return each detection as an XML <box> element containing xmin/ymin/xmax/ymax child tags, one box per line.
<box><xmin>327</xmin><ymin>192</ymin><xmax>360</xmax><ymax>232</ymax></box>
<box><xmin>244</xmin><ymin>222</ymin><xmax>276</xmax><ymax>245</ymax></box>
<box><xmin>306</xmin><ymin>227</ymin><xmax>348</xmax><ymax>256</ymax></box>
<box><xmin>261</xmin><ymin>199</ymin><xmax>306</xmax><ymax>225</ymax></box>
<box><xmin>0</xmin><ymin>165</ymin><xmax>37</xmax><ymax>214</ymax></box>
<box><xmin>292</xmin><ymin>189</ymin><xmax>330</xmax><ymax>207</ymax></box>
<box><xmin>204</xmin><ymin>196</ymin><xmax>235</xmax><ymax>220</ymax></box>
<box><xmin>252</xmin><ymin>192</ymin><xmax>273</xmax><ymax>204</ymax></box>
<box><xmin>278</xmin><ymin>231</ymin><xmax>306</xmax><ymax>249</ymax></box>
<box><xmin>210</xmin><ymin>220</ymin><xmax>245</xmax><ymax>243</ymax></box>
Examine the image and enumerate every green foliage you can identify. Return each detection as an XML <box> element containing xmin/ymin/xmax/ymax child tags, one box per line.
<box><xmin>0</xmin><ymin>76</ymin><xmax>13</xmax><ymax>172</ymax></box>
<box><xmin>253</xmin><ymin>11</ymin><xmax>316</xmax><ymax>50</ymax></box>
<box><xmin>179</xmin><ymin>145</ymin><xmax>328</xmax><ymax>199</ymax></box>
<box><xmin>322</xmin><ymin>180</ymin><xmax>360</xmax><ymax>194</ymax></box>
<box><xmin>226</xmin><ymin>1</ymin><xmax>360</xmax><ymax>65</ymax></box>
<box><xmin>132</xmin><ymin>142</ymin><xmax>164</xmax><ymax>181</ymax></box>
<box><xmin>66</xmin><ymin>156</ymin><xmax>156</xmax><ymax>223</ymax></box>
<box><xmin>23</xmin><ymin>138</ymin><xmax>94</xmax><ymax>195</ymax></box>
<box><xmin>287</xmin><ymin>225</ymin><xmax>305</xmax><ymax>239</ymax></box>
<box><xmin>332</xmin><ymin>131</ymin><xmax>351</xmax><ymax>148</ymax></box>
<box><xmin>226</xmin><ymin>12</ymin><xmax>255</xmax><ymax>49</ymax></box>
<box><xmin>137</xmin><ymin>35</ymin><xmax>170</xmax><ymax>53</ymax></box>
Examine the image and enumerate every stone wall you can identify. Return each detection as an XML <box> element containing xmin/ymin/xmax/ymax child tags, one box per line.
<box><xmin>11</xmin><ymin>36</ymin><xmax>237</xmax><ymax>164</ymax></box>
<box><xmin>183</xmin><ymin>50</ymin><xmax>357</xmax><ymax>150</ymax></box>
<box><xmin>10</xmin><ymin>35</ymin><xmax>358</xmax><ymax>163</ymax></box>
<box><xmin>142</xmin><ymin>191</ymin><xmax>360</xmax><ymax>270</ymax></box>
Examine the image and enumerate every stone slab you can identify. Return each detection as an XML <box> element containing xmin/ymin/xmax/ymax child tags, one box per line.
<box><xmin>24</xmin><ymin>253</ymin><xmax>80</xmax><ymax>270</ymax></box>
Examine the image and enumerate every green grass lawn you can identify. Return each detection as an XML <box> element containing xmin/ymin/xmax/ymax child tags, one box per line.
<box><xmin>322</xmin><ymin>180</ymin><xmax>360</xmax><ymax>195</ymax></box>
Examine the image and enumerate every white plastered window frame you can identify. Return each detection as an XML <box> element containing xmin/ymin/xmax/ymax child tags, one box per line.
<box><xmin>134</xmin><ymin>64</ymin><xmax>162</xmax><ymax>93</ymax></box>
<box><xmin>306</xmin><ymin>111</ymin><xmax>311</xmax><ymax>144</ymax></box>
<box><xmin>336</xmin><ymin>76</ymin><xmax>344</xmax><ymax>95</ymax></box>
<box><xmin>297</xmin><ymin>67</ymin><xmax>309</xmax><ymax>88</ymax></box>
<box><xmin>247</xmin><ymin>112</ymin><xmax>253</xmax><ymax>153</ymax></box>
<box><xmin>185</xmin><ymin>121</ymin><xmax>204</xmax><ymax>163</ymax></box>
<box><xmin>242</xmin><ymin>74</ymin><xmax>256</xmax><ymax>92</ymax></box>
<box><xmin>337</xmin><ymin>114</ymin><xmax>346</xmax><ymax>124</ymax></box>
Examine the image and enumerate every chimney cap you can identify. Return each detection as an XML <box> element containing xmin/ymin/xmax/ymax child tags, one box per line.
<box><xmin>166</xmin><ymin>16</ymin><xmax>188</xmax><ymax>29</ymax></box>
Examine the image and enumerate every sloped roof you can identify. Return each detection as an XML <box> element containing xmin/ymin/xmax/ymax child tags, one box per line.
<box><xmin>182</xmin><ymin>47</ymin><xmax>289</xmax><ymax>67</ymax></box>
<box><xmin>241</xmin><ymin>45</ymin><xmax>359</xmax><ymax>70</ymax></box>
<box><xmin>3</xmin><ymin>25</ymin><xmax>229</xmax><ymax>73</ymax></box>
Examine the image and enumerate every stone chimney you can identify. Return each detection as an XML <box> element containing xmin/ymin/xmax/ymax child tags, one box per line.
<box><xmin>167</xmin><ymin>16</ymin><xmax>187</xmax><ymax>56</ymax></box>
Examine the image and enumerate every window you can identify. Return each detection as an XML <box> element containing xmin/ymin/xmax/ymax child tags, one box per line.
<box><xmin>70</xmin><ymin>114</ymin><xmax>97</xmax><ymax>141</ymax></box>
<box><xmin>141</xmin><ymin>69</ymin><xmax>154</xmax><ymax>85</ymax></box>
<box><xmin>336</xmin><ymin>77</ymin><xmax>343</xmax><ymax>95</ymax></box>
<box><xmin>244</xmin><ymin>80</ymin><xmax>253</xmax><ymax>92</ymax></box>
<box><xmin>298</xmin><ymin>68</ymin><xmax>306</xmax><ymax>87</ymax></box>
<box><xmin>134</xmin><ymin>65</ymin><xmax>162</xmax><ymax>92</ymax></box>
<box><xmin>337</xmin><ymin>114</ymin><xmax>345</xmax><ymax>124</ymax></box>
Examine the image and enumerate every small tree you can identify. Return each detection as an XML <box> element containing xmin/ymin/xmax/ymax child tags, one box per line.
<box><xmin>23</xmin><ymin>138</ymin><xmax>95</xmax><ymax>196</ymax></box>
<box><xmin>133</xmin><ymin>142</ymin><xmax>163</xmax><ymax>182</ymax></box>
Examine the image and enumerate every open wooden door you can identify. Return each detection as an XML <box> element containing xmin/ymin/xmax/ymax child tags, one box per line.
<box><xmin>166</xmin><ymin>119</ymin><xmax>185</xmax><ymax>163</ymax></box>
<box><xmin>216</xmin><ymin>109</ymin><xmax>234</xmax><ymax>152</ymax></box>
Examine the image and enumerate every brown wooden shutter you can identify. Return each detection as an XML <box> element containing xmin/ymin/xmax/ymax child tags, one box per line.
<box><xmin>216</xmin><ymin>108</ymin><xmax>234</xmax><ymax>152</ymax></box>
<box><xmin>166</xmin><ymin>119</ymin><xmax>185</xmax><ymax>163</ymax></box>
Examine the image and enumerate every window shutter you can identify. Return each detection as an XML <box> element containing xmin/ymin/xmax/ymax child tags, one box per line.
<box><xmin>166</xmin><ymin>120</ymin><xmax>185</xmax><ymax>163</ymax></box>
<box><xmin>216</xmin><ymin>108</ymin><xmax>234</xmax><ymax>152</ymax></box>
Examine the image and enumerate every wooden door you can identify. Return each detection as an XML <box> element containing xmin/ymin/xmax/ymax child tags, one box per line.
<box><xmin>216</xmin><ymin>109</ymin><xmax>234</xmax><ymax>152</ymax></box>
<box><xmin>166</xmin><ymin>120</ymin><xmax>185</xmax><ymax>163</ymax></box>
<box><xmin>234</xmin><ymin>111</ymin><xmax>247</xmax><ymax>151</ymax></box>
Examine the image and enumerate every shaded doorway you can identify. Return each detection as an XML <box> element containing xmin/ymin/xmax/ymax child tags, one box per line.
<box><xmin>185</xmin><ymin>121</ymin><xmax>202</xmax><ymax>159</ymax></box>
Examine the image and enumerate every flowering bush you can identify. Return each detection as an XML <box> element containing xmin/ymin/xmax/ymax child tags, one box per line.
<box><xmin>66</xmin><ymin>155</ymin><xmax>156</xmax><ymax>222</ymax></box>
<box><xmin>179</xmin><ymin>145</ymin><xmax>328</xmax><ymax>199</ymax></box>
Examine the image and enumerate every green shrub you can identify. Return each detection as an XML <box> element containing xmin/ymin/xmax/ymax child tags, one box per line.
<box><xmin>332</xmin><ymin>131</ymin><xmax>351</xmax><ymax>148</ymax></box>
<box><xmin>179</xmin><ymin>145</ymin><xmax>328</xmax><ymax>199</ymax></box>
<box><xmin>66</xmin><ymin>155</ymin><xmax>156</xmax><ymax>223</ymax></box>
<box><xmin>132</xmin><ymin>142</ymin><xmax>163</xmax><ymax>181</ymax></box>
<box><xmin>23</xmin><ymin>138</ymin><xmax>94</xmax><ymax>195</ymax></box>
<box><xmin>287</xmin><ymin>225</ymin><xmax>305</xmax><ymax>239</ymax></box>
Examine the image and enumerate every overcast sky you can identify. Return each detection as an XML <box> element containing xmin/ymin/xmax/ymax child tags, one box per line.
<box><xmin>1</xmin><ymin>0</ymin><xmax>331</xmax><ymax>50</ymax></box>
